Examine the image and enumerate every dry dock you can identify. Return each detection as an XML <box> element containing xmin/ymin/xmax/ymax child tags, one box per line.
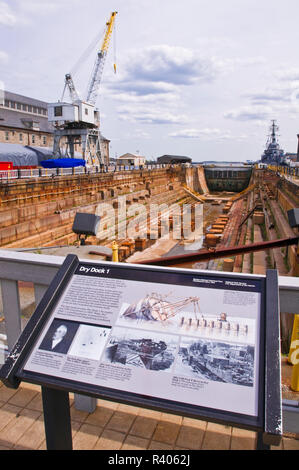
<box><xmin>0</xmin><ymin>164</ymin><xmax>299</xmax><ymax>450</ymax></box>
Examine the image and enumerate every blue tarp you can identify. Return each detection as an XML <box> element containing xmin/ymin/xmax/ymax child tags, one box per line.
<box><xmin>40</xmin><ymin>158</ymin><xmax>86</xmax><ymax>168</ymax></box>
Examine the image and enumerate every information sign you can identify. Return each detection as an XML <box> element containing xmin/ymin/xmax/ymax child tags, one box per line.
<box><xmin>0</xmin><ymin>254</ymin><xmax>282</xmax><ymax>447</ymax></box>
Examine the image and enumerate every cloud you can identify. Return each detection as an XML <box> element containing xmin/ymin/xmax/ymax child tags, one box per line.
<box><xmin>275</xmin><ymin>68</ymin><xmax>299</xmax><ymax>81</ymax></box>
<box><xmin>169</xmin><ymin>128</ymin><xmax>221</xmax><ymax>138</ymax></box>
<box><xmin>104</xmin><ymin>89</ymin><xmax>178</xmax><ymax>104</ymax></box>
<box><xmin>111</xmin><ymin>80</ymin><xmax>178</xmax><ymax>97</ymax></box>
<box><xmin>107</xmin><ymin>44</ymin><xmax>221</xmax><ymax>102</ymax></box>
<box><xmin>168</xmin><ymin>128</ymin><xmax>239</xmax><ymax>141</ymax></box>
<box><xmin>123</xmin><ymin>129</ymin><xmax>151</xmax><ymax>140</ymax></box>
<box><xmin>16</xmin><ymin>0</ymin><xmax>80</xmax><ymax>14</ymax></box>
<box><xmin>0</xmin><ymin>50</ymin><xmax>8</xmax><ymax>62</ymax></box>
<box><xmin>125</xmin><ymin>45</ymin><xmax>217</xmax><ymax>86</ymax></box>
<box><xmin>244</xmin><ymin>80</ymin><xmax>299</xmax><ymax>104</ymax></box>
<box><xmin>215</xmin><ymin>56</ymin><xmax>266</xmax><ymax>75</ymax></box>
<box><xmin>107</xmin><ymin>45</ymin><xmax>267</xmax><ymax>111</ymax></box>
<box><xmin>0</xmin><ymin>2</ymin><xmax>17</xmax><ymax>26</ymax></box>
<box><xmin>247</xmin><ymin>90</ymin><xmax>290</xmax><ymax>104</ymax></box>
<box><xmin>117</xmin><ymin>104</ymin><xmax>189</xmax><ymax>125</ymax></box>
<box><xmin>2</xmin><ymin>0</ymin><xmax>83</xmax><ymax>26</ymax></box>
<box><xmin>224</xmin><ymin>105</ymin><xmax>272</xmax><ymax>121</ymax></box>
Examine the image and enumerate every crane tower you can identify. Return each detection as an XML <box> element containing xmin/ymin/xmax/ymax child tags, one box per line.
<box><xmin>48</xmin><ymin>11</ymin><xmax>117</xmax><ymax>167</ymax></box>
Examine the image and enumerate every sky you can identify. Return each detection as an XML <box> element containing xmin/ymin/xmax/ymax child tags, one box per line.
<box><xmin>1</xmin><ymin>0</ymin><xmax>299</xmax><ymax>162</ymax></box>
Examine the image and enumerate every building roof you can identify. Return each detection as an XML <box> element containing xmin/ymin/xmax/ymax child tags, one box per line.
<box><xmin>3</xmin><ymin>90</ymin><xmax>49</xmax><ymax>108</ymax></box>
<box><xmin>117</xmin><ymin>153</ymin><xmax>146</xmax><ymax>160</ymax></box>
<box><xmin>157</xmin><ymin>155</ymin><xmax>192</xmax><ymax>163</ymax></box>
<box><xmin>101</xmin><ymin>134</ymin><xmax>110</xmax><ymax>142</ymax></box>
<box><xmin>0</xmin><ymin>107</ymin><xmax>54</xmax><ymax>133</ymax></box>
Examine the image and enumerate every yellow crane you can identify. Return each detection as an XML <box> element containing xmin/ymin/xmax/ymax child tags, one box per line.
<box><xmin>86</xmin><ymin>11</ymin><xmax>117</xmax><ymax>106</ymax></box>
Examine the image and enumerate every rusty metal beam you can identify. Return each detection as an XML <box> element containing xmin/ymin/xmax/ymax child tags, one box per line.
<box><xmin>131</xmin><ymin>236</ymin><xmax>299</xmax><ymax>267</ymax></box>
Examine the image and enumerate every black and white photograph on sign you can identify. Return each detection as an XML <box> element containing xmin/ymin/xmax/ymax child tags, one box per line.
<box><xmin>67</xmin><ymin>324</ymin><xmax>110</xmax><ymax>361</ymax></box>
<box><xmin>38</xmin><ymin>319</ymin><xmax>80</xmax><ymax>355</ymax></box>
<box><xmin>116</xmin><ymin>288</ymin><xmax>257</xmax><ymax>345</ymax></box>
<box><xmin>175</xmin><ymin>336</ymin><xmax>255</xmax><ymax>387</ymax></box>
<box><xmin>103</xmin><ymin>327</ymin><xmax>178</xmax><ymax>372</ymax></box>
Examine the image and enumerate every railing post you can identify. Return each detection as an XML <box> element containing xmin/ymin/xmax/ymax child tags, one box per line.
<box><xmin>289</xmin><ymin>315</ymin><xmax>299</xmax><ymax>392</ymax></box>
<box><xmin>112</xmin><ymin>241</ymin><xmax>119</xmax><ymax>262</ymax></box>
<box><xmin>34</xmin><ymin>284</ymin><xmax>48</xmax><ymax>307</ymax></box>
<box><xmin>0</xmin><ymin>279</ymin><xmax>22</xmax><ymax>350</ymax></box>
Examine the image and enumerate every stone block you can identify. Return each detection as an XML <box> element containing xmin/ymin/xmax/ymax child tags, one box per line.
<box><xmin>135</xmin><ymin>238</ymin><xmax>147</xmax><ymax>251</ymax></box>
<box><xmin>205</xmin><ymin>234</ymin><xmax>218</xmax><ymax>247</ymax></box>
<box><xmin>223</xmin><ymin>258</ymin><xmax>234</xmax><ymax>272</ymax></box>
<box><xmin>253</xmin><ymin>211</ymin><xmax>265</xmax><ymax>224</ymax></box>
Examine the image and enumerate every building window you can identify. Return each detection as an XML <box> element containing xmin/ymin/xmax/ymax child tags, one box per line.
<box><xmin>19</xmin><ymin>133</ymin><xmax>23</xmax><ymax>142</ymax></box>
<box><xmin>5</xmin><ymin>131</ymin><xmax>9</xmax><ymax>141</ymax></box>
<box><xmin>10</xmin><ymin>101</ymin><xmax>15</xmax><ymax>109</ymax></box>
<box><xmin>32</xmin><ymin>107</ymin><xmax>37</xmax><ymax>114</ymax></box>
<box><xmin>54</xmin><ymin>106</ymin><xmax>63</xmax><ymax>117</ymax></box>
<box><xmin>85</xmin><ymin>108</ymin><xmax>89</xmax><ymax>115</ymax></box>
<box><xmin>22</xmin><ymin>104</ymin><xmax>27</xmax><ymax>112</ymax></box>
<box><xmin>28</xmin><ymin>105</ymin><xmax>32</xmax><ymax>113</ymax></box>
<box><xmin>17</xmin><ymin>103</ymin><xmax>21</xmax><ymax>110</ymax></box>
<box><xmin>4</xmin><ymin>100</ymin><xmax>9</xmax><ymax>107</ymax></box>
<box><xmin>32</xmin><ymin>135</ymin><xmax>35</xmax><ymax>144</ymax></box>
<box><xmin>42</xmin><ymin>136</ymin><xmax>47</xmax><ymax>145</ymax></box>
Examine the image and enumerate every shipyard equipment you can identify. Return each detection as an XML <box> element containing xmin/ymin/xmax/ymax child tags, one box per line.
<box><xmin>288</xmin><ymin>208</ymin><xmax>299</xmax><ymax>229</ymax></box>
<box><xmin>47</xmin><ymin>11</ymin><xmax>117</xmax><ymax>166</ymax></box>
<box><xmin>72</xmin><ymin>212</ymin><xmax>101</xmax><ymax>245</ymax></box>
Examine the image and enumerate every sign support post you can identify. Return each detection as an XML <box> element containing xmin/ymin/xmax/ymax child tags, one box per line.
<box><xmin>42</xmin><ymin>386</ymin><xmax>73</xmax><ymax>450</ymax></box>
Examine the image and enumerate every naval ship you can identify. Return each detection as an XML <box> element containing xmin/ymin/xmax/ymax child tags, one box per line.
<box><xmin>261</xmin><ymin>120</ymin><xmax>285</xmax><ymax>164</ymax></box>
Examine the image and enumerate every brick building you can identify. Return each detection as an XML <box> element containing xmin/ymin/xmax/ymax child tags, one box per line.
<box><xmin>0</xmin><ymin>90</ymin><xmax>53</xmax><ymax>147</ymax></box>
<box><xmin>0</xmin><ymin>90</ymin><xmax>110</xmax><ymax>165</ymax></box>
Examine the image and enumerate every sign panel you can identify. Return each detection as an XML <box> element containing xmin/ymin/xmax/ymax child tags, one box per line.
<box><xmin>20</xmin><ymin>261</ymin><xmax>265</xmax><ymax>424</ymax></box>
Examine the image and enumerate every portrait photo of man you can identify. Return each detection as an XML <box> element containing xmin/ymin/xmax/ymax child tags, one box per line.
<box><xmin>39</xmin><ymin>319</ymin><xmax>80</xmax><ymax>355</ymax></box>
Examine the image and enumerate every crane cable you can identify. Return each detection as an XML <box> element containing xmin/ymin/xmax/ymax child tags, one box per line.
<box><xmin>113</xmin><ymin>21</ymin><xmax>117</xmax><ymax>74</ymax></box>
<box><xmin>70</xmin><ymin>26</ymin><xmax>106</xmax><ymax>78</ymax></box>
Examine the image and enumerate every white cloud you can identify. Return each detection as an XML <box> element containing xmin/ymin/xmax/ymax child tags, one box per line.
<box><xmin>117</xmin><ymin>104</ymin><xmax>189</xmax><ymax>125</ymax></box>
<box><xmin>275</xmin><ymin>68</ymin><xmax>299</xmax><ymax>81</ymax></box>
<box><xmin>224</xmin><ymin>105</ymin><xmax>272</xmax><ymax>121</ymax></box>
<box><xmin>2</xmin><ymin>0</ymin><xmax>83</xmax><ymax>26</ymax></box>
<box><xmin>0</xmin><ymin>50</ymin><xmax>8</xmax><ymax>62</ymax></box>
<box><xmin>214</xmin><ymin>56</ymin><xmax>266</xmax><ymax>75</ymax></box>
<box><xmin>247</xmin><ymin>90</ymin><xmax>290</xmax><ymax>104</ymax></box>
<box><xmin>105</xmin><ymin>89</ymin><xmax>178</xmax><ymax>104</ymax></box>
<box><xmin>169</xmin><ymin>128</ymin><xmax>221</xmax><ymax>138</ymax></box>
<box><xmin>245</xmin><ymin>81</ymin><xmax>299</xmax><ymax>104</ymax></box>
<box><xmin>169</xmin><ymin>128</ymin><xmax>238</xmax><ymax>141</ymax></box>
<box><xmin>0</xmin><ymin>2</ymin><xmax>17</xmax><ymax>26</ymax></box>
<box><xmin>16</xmin><ymin>0</ymin><xmax>80</xmax><ymax>14</ymax></box>
<box><xmin>108</xmin><ymin>44</ymin><xmax>221</xmax><ymax>102</ymax></box>
<box><xmin>123</xmin><ymin>129</ymin><xmax>151</xmax><ymax>140</ymax></box>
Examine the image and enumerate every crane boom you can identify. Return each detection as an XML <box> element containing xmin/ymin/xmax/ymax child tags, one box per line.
<box><xmin>62</xmin><ymin>73</ymin><xmax>81</xmax><ymax>103</ymax></box>
<box><xmin>86</xmin><ymin>11</ymin><xmax>117</xmax><ymax>106</ymax></box>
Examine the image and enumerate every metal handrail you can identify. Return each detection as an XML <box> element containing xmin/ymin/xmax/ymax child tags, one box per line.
<box><xmin>0</xmin><ymin>163</ymin><xmax>172</xmax><ymax>181</ymax></box>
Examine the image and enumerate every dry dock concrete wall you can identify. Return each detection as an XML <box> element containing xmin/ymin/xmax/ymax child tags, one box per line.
<box><xmin>0</xmin><ymin>166</ymin><xmax>193</xmax><ymax>249</ymax></box>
